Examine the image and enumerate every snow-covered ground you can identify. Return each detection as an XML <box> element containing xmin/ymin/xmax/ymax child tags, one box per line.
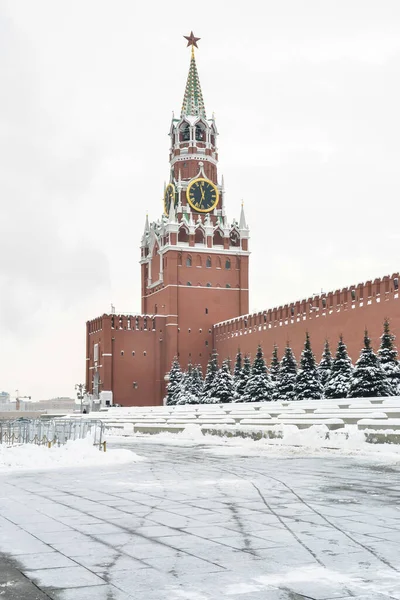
<box><xmin>0</xmin><ymin>436</ymin><xmax>143</xmax><ymax>472</ymax></box>
<box><xmin>111</xmin><ymin>422</ymin><xmax>400</xmax><ymax>463</ymax></box>
<box><xmin>0</xmin><ymin>436</ymin><xmax>399</xmax><ymax>599</ymax></box>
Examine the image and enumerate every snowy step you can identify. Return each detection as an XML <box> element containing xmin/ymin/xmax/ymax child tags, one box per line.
<box><xmin>357</xmin><ymin>419</ymin><xmax>400</xmax><ymax>431</ymax></box>
<box><xmin>272</xmin><ymin>418</ymin><xmax>344</xmax><ymax>430</ymax></box>
<box><xmin>230</xmin><ymin>414</ymin><xmax>267</xmax><ymax>423</ymax></box>
<box><xmin>133</xmin><ymin>424</ymin><xmax>187</xmax><ymax>434</ymax></box>
<box><xmin>262</xmin><ymin>408</ymin><xmax>306</xmax><ymax>416</ymax></box>
<box><xmin>280</xmin><ymin>412</ymin><xmax>388</xmax><ymax>425</ymax></box>
<box><xmin>238</xmin><ymin>419</ymin><xmax>273</xmax><ymax>425</ymax></box>
<box><xmin>195</xmin><ymin>418</ymin><xmax>236</xmax><ymax>425</ymax></box>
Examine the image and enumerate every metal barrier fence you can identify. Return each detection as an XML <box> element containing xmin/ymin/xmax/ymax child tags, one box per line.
<box><xmin>0</xmin><ymin>419</ymin><xmax>104</xmax><ymax>448</ymax></box>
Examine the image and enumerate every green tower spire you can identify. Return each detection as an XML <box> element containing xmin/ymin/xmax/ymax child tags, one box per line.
<box><xmin>181</xmin><ymin>33</ymin><xmax>206</xmax><ymax>119</ymax></box>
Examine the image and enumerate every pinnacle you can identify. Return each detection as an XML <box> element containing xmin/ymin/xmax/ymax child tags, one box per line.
<box><xmin>239</xmin><ymin>203</ymin><xmax>247</xmax><ymax>229</ymax></box>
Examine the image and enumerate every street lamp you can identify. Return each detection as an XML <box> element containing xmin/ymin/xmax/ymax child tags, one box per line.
<box><xmin>75</xmin><ymin>383</ymin><xmax>86</xmax><ymax>414</ymax></box>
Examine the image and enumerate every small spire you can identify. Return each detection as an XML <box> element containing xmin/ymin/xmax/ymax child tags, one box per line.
<box><xmin>144</xmin><ymin>212</ymin><xmax>150</xmax><ymax>234</ymax></box>
<box><xmin>168</xmin><ymin>198</ymin><xmax>176</xmax><ymax>223</ymax></box>
<box><xmin>239</xmin><ymin>202</ymin><xmax>247</xmax><ymax>229</ymax></box>
<box><xmin>181</xmin><ymin>32</ymin><xmax>206</xmax><ymax>118</ymax></box>
<box><xmin>221</xmin><ymin>174</ymin><xmax>225</xmax><ymax>191</ymax></box>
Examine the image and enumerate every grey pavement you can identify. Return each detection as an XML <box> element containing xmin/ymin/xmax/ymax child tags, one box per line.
<box><xmin>0</xmin><ymin>439</ymin><xmax>400</xmax><ymax>599</ymax></box>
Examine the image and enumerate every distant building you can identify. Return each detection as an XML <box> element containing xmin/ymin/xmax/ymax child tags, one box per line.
<box><xmin>0</xmin><ymin>391</ymin><xmax>10</xmax><ymax>404</ymax></box>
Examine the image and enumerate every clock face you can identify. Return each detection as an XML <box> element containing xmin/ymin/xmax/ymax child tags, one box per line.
<box><xmin>164</xmin><ymin>183</ymin><xmax>176</xmax><ymax>215</ymax></box>
<box><xmin>186</xmin><ymin>178</ymin><xmax>219</xmax><ymax>213</ymax></box>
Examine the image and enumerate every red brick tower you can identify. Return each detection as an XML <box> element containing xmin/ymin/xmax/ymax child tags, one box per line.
<box><xmin>140</xmin><ymin>33</ymin><xmax>250</xmax><ymax>374</ymax></box>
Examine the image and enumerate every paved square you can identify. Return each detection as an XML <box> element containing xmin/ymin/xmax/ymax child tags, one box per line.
<box><xmin>1</xmin><ymin>439</ymin><xmax>400</xmax><ymax>599</ymax></box>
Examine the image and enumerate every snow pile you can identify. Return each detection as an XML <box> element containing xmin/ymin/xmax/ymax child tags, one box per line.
<box><xmin>0</xmin><ymin>436</ymin><xmax>143</xmax><ymax>472</ymax></box>
<box><xmin>180</xmin><ymin>423</ymin><xmax>205</xmax><ymax>440</ymax></box>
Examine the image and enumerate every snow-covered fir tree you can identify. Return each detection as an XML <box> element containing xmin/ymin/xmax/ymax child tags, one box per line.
<box><xmin>186</xmin><ymin>364</ymin><xmax>204</xmax><ymax>398</ymax></box>
<box><xmin>165</xmin><ymin>357</ymin><xmax>183</xmax><ymax>405</ymax></box>
<box><xmin>275</xmin><ymin>344</ymin><xmax>297</xmax><ymax>401</ymax></box>
<box><xmin>213</xmin><ymin>359</ymin><xmax>235</xmax><ymax>403</ymax></box>
<box><xmin>233</xmin><ymin>350</ymin><xmax>242</xmax><ymax>386</ymax></box>
<box><xmin>318</xmin><ymin>340</ymin><xmax>333</xmax><ymax>388</ymax></box>
<box><xmin>270</xmin><ymin>344</ymin><xmax>280</xmax><ymax>383</ymax></box>
<box><xmin>295</xmin><ymin>333</ymin><xmax>323</xmax><ymax>400</ymax></box>
<box><xmin>200</xmin><ymin>352</ymin><xmax>219</xmax><ymax>403</ymax></box>
<box><xmin>176</xmin><ymin>361</ymin><xmax>198</xmax><ymax>405</ymax></box>
<box><xmin>324</xmin><ymin>335</ymin><xmax>353</xmax><ymax>399</ymax></box>
<box><xmin>270</xmin><ymin>344</ymin><xmax>280</xmax><ymax>400</ymax></box>
<box><xmin>349</xmin><ymin>330</ymin><xmax>392</xmax><ymax>398</ymax></box>
<box><xmin>378</xmin><ymin>319</ymin><xmax>400</xmax><ymax>396</ymax></box>
<box><xmin>243</xmin><ymin>345</ymin><xmax>273</xmax><ymax>402</ymax></box>
<box><xmin>234</xmin><ymin>354</ymin><xmax>251</xmax><ymax>402</ymax></box>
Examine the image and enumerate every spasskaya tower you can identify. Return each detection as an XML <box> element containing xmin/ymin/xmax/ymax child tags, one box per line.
<box><xmin>140</xmin><ymin>32</ymin><xmax>250</xmax><ymax>375</ymax></box>
<box><xmin>86</xmin><ymin>33</ymin><xmax>250</xmax><ymax>407</ymax></box>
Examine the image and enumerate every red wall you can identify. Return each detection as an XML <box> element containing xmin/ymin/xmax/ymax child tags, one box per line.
<box><xmin>86</xmin><ymin>315</ymin><xmax>168</xmax><ymax>407</ymax></box>
<box><xmin>214</xmin><ymin>274</ymin><xmax>400</xmax><ymax>365</ymax></box>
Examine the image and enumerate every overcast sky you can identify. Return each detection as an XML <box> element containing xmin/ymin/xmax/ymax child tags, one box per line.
<box><xmin>1</xmin><ymin>0</ymin><xmax>400</xmax><ymax>400</ymax></box>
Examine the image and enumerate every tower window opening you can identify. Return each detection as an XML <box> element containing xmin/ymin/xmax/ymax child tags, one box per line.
<box><xmin>186</xmin><ymin>256</ymin><xmax>192</xmax><ymax>267</ymax></box>
<box><xmin>213</xmin><ymin>230</ymin><xmax>223</xmax><ymax>246</ymax></box>
<box><xmin>195</xmin><ymin>228</ymin><xmax>205</xmax><ymax>244</ymax></box>
<box><xmin>132</xmin><ymin>351</ymin><xmax>135</xmax><ymax>356</ymax></box>
<box><xmin>206</xmin><ymin>257</ymin><xmax>211</xmax><ymax>268</ymax></box>
<box><xmin>206</xmin><ymin>282</ymin><xmax>211</xmax><ymax>287</ymax></box>
<box><xmin>205</xmin><ymin>308</ymin><xmax>208</xmax><ymax>314</ymax></box>
<box><xmin>120</xmin><ymin>351</ymin><xmax>124</xmax><ymax>356</ymax></box>
<box><xmin>181</xmin><ymin>123</ymin><xmax>190</xmax><ymax>141</ymax></box>
<box><xmin>208</xmin><ymin>328</ymin><xmax>212</xmax><ymax>333</ymax></box>
<box><xmin>143</xmin><ymin>351</ymin><xmax>147</xmax><ymax>356</ymax></box>
<box><xmin>351</xmin><ymin>290</ymin><xmax>356</xmax><ymax>301</ymax></box>
<box><xmin>133</xmin><ymin>382</ymin><xmax>138</xmax><ymax>389</ymax></box>
<box><xmin>187</xmin><ymin>281</ymin><xmax>192</xmax><ymax>286</ymax></box>
<box><xmin>226</xmin><ymin>283</ymin><xmax>231</xmax><ymax>288</ymax></box>
<box><xmin>394</xmin><ymin>278</ymin><xmax>399</xmax><ymax>291</ymax></box>
<box><xmin>195</xmin><ymin>124</ymin><xmax>205</xmax><ymax>141</ymax></box>
<box><xmin>205</xmin><ymin>340</ymin><xmax>209</xmax><ymax>346</ymax></box>
<box><xmin>225</xmin><ymin>259</ymin><xmax>231</xmax><ymax>270</ymax></box>
<box><xmin>178</xmin><ymin>227</ymin><xmax>189</xmax><ymax>243</ymax></box>
<box><xmin>188</xmin><ymin>328</ymin><xmax>191</xmax><ymax>333</ymax></box>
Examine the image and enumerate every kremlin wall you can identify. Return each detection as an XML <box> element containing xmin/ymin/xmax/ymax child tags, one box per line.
<box><xmin>214</xmin><ymin>273</ymin><xmax>400</xmax><ymax>370</ymax></box>
<box><xmin>85</xmin><ymin>36</ymin><xmax>400</xmax><ymax>407</ymax></box>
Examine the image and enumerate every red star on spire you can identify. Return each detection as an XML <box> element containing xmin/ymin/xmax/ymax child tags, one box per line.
<box><xmin>184</xmin><ymin>31</ymin><xmax>200</xmax><ymax>49</ymax></box>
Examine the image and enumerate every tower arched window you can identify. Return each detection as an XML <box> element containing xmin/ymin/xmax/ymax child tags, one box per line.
<box><xmin>196</xmin><ymin>255</ymin><xmax>202</xmax><ymax>267</ymax></box>
<box><xmin>178</xmin><ymin>226</ymin><xmax>189</xmax><ymax>243</ymax></box>
<box><xmin>230</xmin><ymin>231</ymin><xmax>240</xmax><ymax>247</ymax></box>
<box><xmin>195</xmin><ymin>124</ymin><xmax>205</xmax><ymax>141</ymax></box>
<box><xmin>180</xmin><ymin>123</ymin><xmax>190</xmax><ymax>141</ymax></box>
<box><xmin>206</xmin><ymin>257</ymin><xmax>211</xmax><ymax>268</ymax></box>
<box><xmin>225</xmin><ymin>259</ymin><xmax>231</xmax><ymax>270</ymax></box>
<box><xmin>195</xmin><ymin>227</ymin><xmax>205</xmax><ymax>245</ymax></box>
<box><xmin>216</xmin><ymin>256</ymin><xmax>222</xmax><ymax>269</ymax></box>
<box><xmin>186</xmin><ymin>255</ymin><xmax>192</xmax><ymax>267</ymax></box>
<box><xmin>213</xmin><ymin>229</ymin><xmax>223</xmax><ymax>246</ymax></box>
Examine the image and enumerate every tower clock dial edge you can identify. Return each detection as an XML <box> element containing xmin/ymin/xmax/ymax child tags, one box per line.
<box><xmin>186</xmin><ymin>177</ymin><xmax>219</xmax><ymax>213</ymax></box>
<box><xmin>164</xmin><ymin>183</ymin><xmax>177</xmax><ymax>215</ymax></box>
